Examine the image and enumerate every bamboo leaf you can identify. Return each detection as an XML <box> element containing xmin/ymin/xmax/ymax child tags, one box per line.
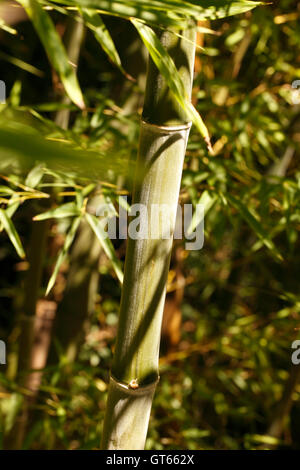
<box><xmin>0</xmin><ymin>121</ymin><xmax>128</xmax><ymax>179</ymax></box>
<box><xmin>246</xmin><ymin>434</ymin><xmax>280</xmax><ymax>446</ymax></box>
<box><xmin>50</xmin><ymin>1</ymin><xmax>261</xmax><ymax>28</ymax></box>
<box><xmin>17</xmin><ymin>0</ymin><xmax>85</xmax><ymax>108</ymax></box>
<box><xmin>0</xmin><ymin>18</ymin><xmax>17</xmax><ymax>35</ymax></box>
<box><xmin>0</xmin><ymin>186</ymin><xmax>14</xmax><ymax>196</ymax></box>
<box><xmin>6</xmin><ymin>199</ymin><xmax>20</xmax><ymax>219</ymax></box>
<box><xmin>33</xmin><ymin>202</ymin><xmax>80</xmax><ymax>221</ymax></box>
<box><xmin>85</xmin><ymin>212</ymin><xmax>123</xmax><ymax>284</ymax></box>
<box><xmin>45</xmin><ymin>216</ymin><xmax>81</xmax><ymax>295</ymax></box>
<box><xmin>187</xmin><ymin>190</ymin><xmax>217</xmax><ymax>236</ymax></box>
<box><xmin>80</xmin><ymin>9</ymin><xmax>130</xmax><ymax>78</ymax></box>
<box><xmin>132</xmin><ymin>20</ymin><xmax>212</xmax><ymax>148</ymax></box>
<box><xmin>0</xmin><ymin>50</ymin><xmax>44</xmax><ymax>77</ymax></box>
<box><xmin>0</xmin><ymin>209</ymin><xmax>25</xmax><ymax>258</ymax></box>
<box><xmin>25</xmin><ymin>164</ymin><xmax>45</xmax><ymax>189</ymax></box>
<box><xmin>226</xmin><ymin>193</ymin><xmax>283</xmax><ymax>261</ymax></box>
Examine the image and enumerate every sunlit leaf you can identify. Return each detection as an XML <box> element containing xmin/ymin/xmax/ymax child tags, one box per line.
<box><xmin>226</xmin><ymin>193</ymin><xmax>283</xmax><ymax>261</ymax></box>
<box><xmin>33</xmin><ymin>202</ymin><xmax>80</xmax><ymax>221</ymax></box>
<box><xmin>85</xmin><ymin>212</ymin><xmax>123</xmax><ymax>284</ymax></box>
<box><xmin>80</xmin><ymin>9</ymin><xmax>130</xmax><ymax>78</ymax></box>
<box><xmin>25</xmin><ymin>164</ymin><xmax>45</xmax><ymax>189</ymax></box>
<box><xmin>0</xmin><ymin>50</ymin><xmax>44</xmax><ymax>77</ymax></box>
<box><xmin>50</xmin><ymin>1</ymin><xmax>261</xmax><ymax>28</ymax></box>
<box><xmin>0</xmin><ymin>120</ymin><xmax>128</xmax><ymax>179</ymax></box>
<box><xmin>46</xmin><ymin>216</ymin><xmax>81</xmax><ymax>295</ymax></box>
<box><xmin>0</xmin><ymin>209</ymin><xmax>25</xmax><ymax>258</ymax></box>
<box><xmin>187</xmin><ymin>190</ymin><xmax>217</xmax><ymax>236</ymax></box>
<box><xmin>17</xmin><ymin>0</ymin><xmax>85</xmax><ymax>108</ymax></box>
<box><xmin>0</xmin><ymin>18</ymin><xmax>17</xmax><ymax>35</ymax></box>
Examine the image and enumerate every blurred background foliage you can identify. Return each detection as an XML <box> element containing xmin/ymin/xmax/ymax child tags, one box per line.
<box><xmin>0</xmin><ymin>0</ymin><xmax>300</xmax><ymax>450</ymax></box>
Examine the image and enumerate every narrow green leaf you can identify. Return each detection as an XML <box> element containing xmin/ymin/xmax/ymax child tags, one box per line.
<box><xmin>33</xmin><ymin>202</ymin><xmax>80</xmax><ymax>221</ymax></box>
<box><xmin>0</xmin><ymin>209</ymin><xmax>25</xmax><ymax>258</ymax></box>
<box><xmin>247</xmin><ymin>434</ymin><xmax>280</xmax><ymax>446</ymax></box>
<box><xmin>132</xmin><ymin>20</ymin><xmax>212</xmax><ymax>149</ymax></box>
<box><xmin>50</xmin><ymin>1</ymin><xmax>261</xmax><ymax>28</ymax></box>
<box><xmin>0</xmin><ymin>50</ymin><xmax>44</xmax><ymax>77</ymax></box>
<box><xmin>0</xmin><ymin>186</ymin><xmax>14</xmax><ymax>196</ymax></box>
<box><xmin>85</xmin><ymin>212</ymin><xmax>123</xmax><ymax>284</ymax></box>
<box><xmin>25</xmin><ymin>164</ymin><xmax>45</xmax><ymax>189</ymax></box>
<box><xmin>9</xmin><ymin>80</ymin><xmax>22</xmax><ymax>107</ymax></box>
<box><xmin>80</xmin><ymin>9</ymin><xmax>130</xmax><ymax>78</ymax></box>
<box><xmin>17</xmin><ymin>0</ymin><xmax>85</xmax><ymax>109</ymax></box>
<box><xmin>187</xmin><ymin>190</ymin><xmax>217</xmax><ymax>236</ymax></box>
<box><xmin>45</xmin><ymin>216</ymin><xmax>81</xmax><ymax>296</ymax></box>
<box><xmin>0</xmin><ymin>18</ymin><xmax>17</xmax><ymax>35</ymax></box>
<box><xmin>82</xmin><ymin>183</ymin><xmax>96</xmax><ymax>197</ymax></box>
<box><xmin>0</xmin><ymin>120</ymin><xmax>128</xmax><ymax>179</ymax></box>
<box><xmin>226</xmin><ymin>193</ymin><xmax>283</xmax><ymax>261</ymax></box>
<box><xmin>6</xmin><ymin>199</ymin><xmax>20</xmax><ymax>219</ymax></box>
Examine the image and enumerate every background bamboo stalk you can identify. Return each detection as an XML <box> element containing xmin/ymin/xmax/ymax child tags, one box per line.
<box><xmin>267</xmin><ymin>365</ymin><xmax>300</xmax><ymax>441</ymax></box>
<box><xmin>4</xmin><ymin>219</ymin><xmax>50</xmax><ymax>450</ymax></box>
<box><xmin>49</xmin><ymin>217</ymin><xmax>101</xmax><ymax>364</ymax></box>
<box><xmin>5</xmin><ymin>17</ymin><xmax>85</xmax><ymax>450</ymax></box>
<box><xmin>101</xmin><ymin>23</ymin><xmax>197</xmax><ymax>450</ymax></box>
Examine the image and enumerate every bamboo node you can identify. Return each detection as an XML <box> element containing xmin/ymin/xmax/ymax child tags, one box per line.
<box><xmin>141</xmin><ymin>120</ymin><xmax>192</xmax><ymax>134</ymax></box>
<box><xmin>110</xmin><ymin>374</ymin><xmax>160</xmax><ymax>395</ymax></box>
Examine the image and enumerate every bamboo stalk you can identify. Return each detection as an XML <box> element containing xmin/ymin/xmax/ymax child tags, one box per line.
<box><xmin>101</xmin><ymin>23</ymin><xmax>196</xmax><ymax>450</ymax></box>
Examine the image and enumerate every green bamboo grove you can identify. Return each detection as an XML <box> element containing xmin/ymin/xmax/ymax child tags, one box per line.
<box><xmin>0</xmin><ymin>0</ymin><xmax>283</xmax><ymax>452</ymax></box>
<box><xmin>101</xmin><ymin>24</ymin><xmax>197</xmax><ymax>450</ymax></box>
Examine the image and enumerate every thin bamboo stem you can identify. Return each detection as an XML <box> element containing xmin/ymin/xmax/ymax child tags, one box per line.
<box><xmin>101</xmin><ymin>23</ymin><xmax>196</xmax><ymax>450</ymax></box>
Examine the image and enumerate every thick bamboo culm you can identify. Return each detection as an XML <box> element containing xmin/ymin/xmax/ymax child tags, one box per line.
<box><xmin>101</xmin><ymin>23</ymin><xmax>197</xmax><ymax>450</ymax></box>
